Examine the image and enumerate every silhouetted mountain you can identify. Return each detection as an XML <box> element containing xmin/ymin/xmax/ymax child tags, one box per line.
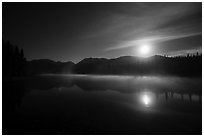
<box><xmin>26</xmin><ymin>59</ymin><xmax>75</xmax><ymax>75</ymax></box>
<box><xmin>74</xmin><ymin>57</ymin><xmax>109</xmax><ymax>74</ymax></box>
<box><xmin>74</xmin><ymin>55</ymin><xmax>202</xmax><ymax>77</ymax></box>
<box><xmin>3</xmin><ymin>40</ymin><xmax>201</xmax><ymax>77</ymax></box>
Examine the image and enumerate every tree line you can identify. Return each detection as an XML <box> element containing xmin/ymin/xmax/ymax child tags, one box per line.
<box><xmin>3</xmin><ymin>40</ymin><xmax>27</xmax><ymax>77</ymax></box>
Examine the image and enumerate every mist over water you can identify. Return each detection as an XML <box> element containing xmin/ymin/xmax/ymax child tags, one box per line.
<box><xmin>3</xmin><ymin>74</ymin><xmax>201</xmax><ymax>134</ymax></box>
<box><xmin>41</xmin><ymin>74</ymin><xmax>202</xmax><ymax>94</ymax></box>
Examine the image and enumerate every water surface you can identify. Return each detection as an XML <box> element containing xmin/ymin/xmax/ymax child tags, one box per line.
<box><xmin>3</xmin><ymin>75</ymin><xmax>202</xmax><ymax>134</ymax></box>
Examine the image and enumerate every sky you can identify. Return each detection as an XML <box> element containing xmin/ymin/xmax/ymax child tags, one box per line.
<box><xmin>3</xmin><ymin>2</ymin><xmax>202</xmax><ymax>63</ymax></box>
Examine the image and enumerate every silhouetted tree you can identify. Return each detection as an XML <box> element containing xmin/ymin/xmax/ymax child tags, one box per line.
<box><xmin>3</xmin><ymin>40</ymin><xmax>27</xmax><ymax>77</ymax></box>
<box><xmin>187</xmin><ymin>53</ymin><xmax>190</xmax><ymax>58</ymax></box>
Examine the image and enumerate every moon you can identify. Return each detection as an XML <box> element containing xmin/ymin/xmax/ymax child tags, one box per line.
<box><xmin>143</xmin><ymin>94</ymin><xmax>150</xmax><ymax>105</ymax></box>
<box><xmin>138</xmin><ymin>44</ymin><xmax>151</xmax><ymax>57</ymax></box>
<box><xmin>139</xmin><ymin>91</ymin><xmax>154</xmax><ymax>107</ymax></box>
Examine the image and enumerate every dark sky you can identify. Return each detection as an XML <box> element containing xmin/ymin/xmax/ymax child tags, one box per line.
<box><xmin>3</xmin><ymin>2</ymin><xmax>202</xmax><ymax>63</ymax></box>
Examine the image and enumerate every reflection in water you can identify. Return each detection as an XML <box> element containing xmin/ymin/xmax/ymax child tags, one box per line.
<box><xmin>137</xmin><ymin>88</ymin><xmax>201</xmax><ymax>111</ymax></box>
<box><xmin>3</xmin><ymin>75</ymin><xmax>202</xmax><ymax>134</ymax></box>
<box><xmin>139</xmin><ymin>91</ymin><xmax>154</xmax><ymax>107</ymax></box>
<box><xmin>143</xmin><ymin>95</ymin><xmax>150</xmax><ymax>105</ymax></box>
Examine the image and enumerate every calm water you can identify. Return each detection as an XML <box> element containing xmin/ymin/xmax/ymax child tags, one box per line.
<box><xmin>3</xmin><ymin>75</ymin><xmax>202</xmax><ymax>134</ymax></box>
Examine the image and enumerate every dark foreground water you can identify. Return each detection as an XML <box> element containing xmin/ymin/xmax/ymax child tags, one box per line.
<box><xmin>3</xmin><ymin>74</ymin><xmax>202</xmax><ymax>135</ymax></box>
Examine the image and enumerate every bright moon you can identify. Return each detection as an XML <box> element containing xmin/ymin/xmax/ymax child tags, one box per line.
<box><xmin>143</xmin><ymin>94</ymin><xmax>150</xmax><ymax>105</ymax></box>
<box><xmin>139</xmin><ymin>92</ymin><xmax>154</xmax><ymax>107</ymax></box>
<box><xmin>138</xmin><ymin>44</ymin><xmax>151</xmax><ymax>56</ymax></box>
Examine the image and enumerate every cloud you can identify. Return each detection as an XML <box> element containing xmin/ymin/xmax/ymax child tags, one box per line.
<box><xmin>105</xmin><ymin>32</ymin><xmax>201</xmax><ymax>51</ymax></box>
<box><xmin>81</xmin><ymin>3</ymin><xmax>201</xmax><ymax>53</ymax></box>
<box><xmin>75</xmin><ymin>3</ymin><xmax>201</xmax><ymax>60</ymax></box>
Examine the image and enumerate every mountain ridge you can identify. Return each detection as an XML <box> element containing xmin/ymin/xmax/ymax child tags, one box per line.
<box><xmin>26</xmin><ymin>55</ymin><xmax>202</xmax><ymax>77</ymax></box>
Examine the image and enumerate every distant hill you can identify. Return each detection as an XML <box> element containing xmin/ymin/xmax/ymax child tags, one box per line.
<box><xmin>26</xmin><ymin>59</ymin><xmax>75</xmax><ymax>75</ymax></box>
<box><xmin>74</xmin><ymin>55</ymin><xmax>202</xmax><ymax>77</ymax></box>
<box><xmin>25</xmin><ymin>55</ymin><xmax>201</xmax><ymax>77</ymax></box>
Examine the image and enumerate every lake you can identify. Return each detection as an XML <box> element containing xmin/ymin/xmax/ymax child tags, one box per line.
<box><xmin>3</xmin><ymin>74</ymin><xmax>202</xmax><ymax>135</ymax></box>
